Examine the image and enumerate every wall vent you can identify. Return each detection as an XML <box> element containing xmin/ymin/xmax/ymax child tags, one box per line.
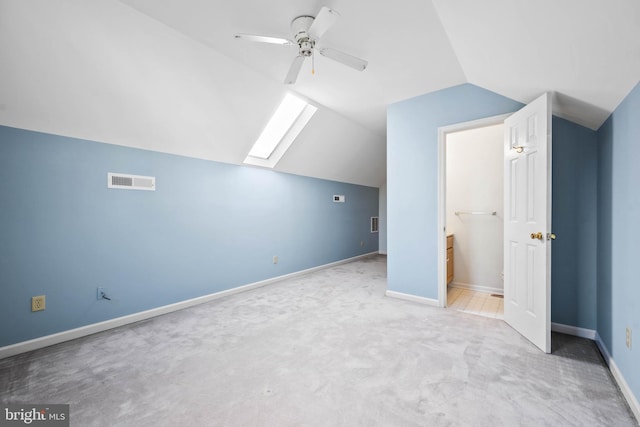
<box><xmin>371</xmin><ymin>216</ymin><xmax>379</xmax><ymax>233</ymax></box>
<box><xmin>333</xmin><ymin>195</ymin><xmax>345</xmax><ymax>203</ymax></box>
<box><xmin>108</xmin><ymin>173</ymin><xmax>155</xmax><ymax>191</ymax></box>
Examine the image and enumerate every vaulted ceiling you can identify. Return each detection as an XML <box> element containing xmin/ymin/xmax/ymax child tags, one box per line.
<box><xmin>1</xmin><ymin>1</ymin><xmax>639</xmax><ymax>188</ymax></box>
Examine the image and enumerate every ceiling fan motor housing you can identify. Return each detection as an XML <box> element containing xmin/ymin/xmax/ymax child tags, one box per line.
<box><xmin>291</xmin><ymin>15</ymin><xmax>315</xmax><ymax>56</ymax></box>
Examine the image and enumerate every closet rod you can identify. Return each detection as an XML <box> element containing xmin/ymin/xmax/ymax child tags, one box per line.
<box><xmin>454</xmin><ymin>211</ymin><xmax>497</xmax><ymax>216</ymax></box>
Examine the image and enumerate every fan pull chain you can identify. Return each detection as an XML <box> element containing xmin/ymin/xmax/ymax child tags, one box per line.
<box><xmin>312</xmin><ymin>49</ymin><xmax>315</xmax><ymax>75</ymax></box>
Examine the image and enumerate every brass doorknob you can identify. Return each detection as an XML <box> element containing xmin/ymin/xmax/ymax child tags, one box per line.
<box><xmin>530</xmin><ymin>232</ymin><xmax>543</xmax><ymax>240</ymax></box>
<box><xmin>548</xmin><ymin>233</ymin><xmax>556</xmax><ymax>240</ymax></box>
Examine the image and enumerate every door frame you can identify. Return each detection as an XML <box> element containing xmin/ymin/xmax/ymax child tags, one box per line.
<box><xmin>437</xmin><ymin>113</ymin><xmax>512</xmax><ymax>308</ymax></box>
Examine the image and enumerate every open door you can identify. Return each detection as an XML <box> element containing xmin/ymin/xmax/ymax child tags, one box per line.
<box><xmin>503</xmin><ymin>93</ymin><xmax>552</xmax><ymax>353</ymax></box>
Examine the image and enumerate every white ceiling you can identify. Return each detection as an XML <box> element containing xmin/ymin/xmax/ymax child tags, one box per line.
<box><xmin>1</xmin><ymin>0</ymin><xmax>638</xmax><ymax>188</ymax></box>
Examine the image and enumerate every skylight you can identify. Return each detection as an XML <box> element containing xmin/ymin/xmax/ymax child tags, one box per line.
<box><xmin>244</xmin><ymin>93</ymin><xmax>317</xmax><ymax>168</ymax></box>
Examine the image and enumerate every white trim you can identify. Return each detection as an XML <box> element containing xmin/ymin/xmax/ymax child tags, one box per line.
<box><xmin>449</xmin><ymin>282</ymin><xmax>504</xmax><ymax>296</ymax></box>
<box><xmin>437</xmin><ymin>113</ymin><xmax>512</xmax><ymax>309</ymax></box>
<box><xmin>0</xmin><ymin>252</ymin><xmax>378</xmax><ymax>360</ymax></box>
<box><xmin>550</xmin><ymin>322</ymin><xmax>597</xmax><ymax>340</ymax></box>
<box><xmin>437</xmin><ymin>128</ymin><xmax>446</xmax><ymax>308</ymax></box>
<box><xmin>594</xmin><ymin>332</ymin><xmax>609</xmax><ymax>360</ymax></box>
<box><xmin>385</xmin><ymin>290</ymin><xmax>439</xmax><ymax>307</ymax></box>
<box><xmin>595</xmin><ymin>333</ymin><xmax>640</xmax><ymax>422</ymax></box>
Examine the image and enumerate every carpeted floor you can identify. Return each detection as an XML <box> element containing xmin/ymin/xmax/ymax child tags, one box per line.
<box><xmin>1</xmin><ymin>255</ymin><xmax>637</xmax><ymax>426</ymax></box>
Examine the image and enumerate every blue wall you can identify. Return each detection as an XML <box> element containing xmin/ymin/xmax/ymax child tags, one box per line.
<box><xmin>0</xmin><ymin>126</ymin><xmax>379</xmax><ymax>347</ymax></box>
<box><xmin>387</xmin><ymin>84</ymin><xmax>599</xmax><ymax>330</ymax></box>
<box><xmin>387</xmin><ymin>84</ymin><xmax>522</xmax><ymax>299</ymax></box>
<box><xmin>388</xmin><ymin>81</ymin><xmax>638</xmax><ymax>406</ymax></box>
<box><xmin>551</xmin><ymin>118</ymin><xmax>598</xmax><ymax>329</ymax></box>
<box><xmin>597</xmin><ymin>81</ymin><xmax>640</xmax><ymax>402</ymax></box>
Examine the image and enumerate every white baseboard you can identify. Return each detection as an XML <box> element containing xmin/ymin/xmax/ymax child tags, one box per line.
<box><xmin>0</xmin><ymin>252</ymin><xmax>378</xmax><ymax>360</ymax></box>
<box><xmin>450</xmin><ymin>282</ymin><xmax>503</xmax><ymax>295</ymax></box>
<box><xmin>551</xmin><ymin>322</ymin><xmax>597</xmax><ymax>340</ymax></box>
<box><xmin>595</xmin><ymin>332</ymin><xmax>640</xmax><ymax>423</ymax></box>
<box><xmin>526</xmin><ymin>323</ymin><xmax>640</xmax><ymax>421</ymax></box>
<box><xmin>385</xmin><ymin>290</ymin><xmax>439</xmax><ymax>307</ymax></box>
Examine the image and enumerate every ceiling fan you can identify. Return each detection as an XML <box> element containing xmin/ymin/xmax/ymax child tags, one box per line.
<box><xmin>235</xmin><ymin>6</ymin><xmax>368</xmax><ymax>84</ymax></box>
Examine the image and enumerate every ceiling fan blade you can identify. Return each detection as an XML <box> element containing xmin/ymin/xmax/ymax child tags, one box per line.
<box><xmin>319</xmin><ymin>47</ymin><xmax>368</xmax><ymax>71</ymax></box>
<box><xmin>308</xmin><ymin>7</ymin><xmax>340</xmax><ymax>40</ymax></box>
<box><xmin>284</xmin><ymin>56</ymin><xmax>306</xmax><ymax>84</ymax></box>
<box><xmin>235</xmin><ymin>34</ymin><xmax>293</xmax><ymax>45</ymax></box>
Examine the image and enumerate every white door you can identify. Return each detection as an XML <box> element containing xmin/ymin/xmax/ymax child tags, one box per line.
<box><xmin>503</xmin><ymin>93</ymin><xmax>552</xmax><ymax>353</ymax></box>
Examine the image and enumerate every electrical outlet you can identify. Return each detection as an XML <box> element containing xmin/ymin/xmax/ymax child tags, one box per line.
<box><xmin>626</xmin><ymin>327</ymin><xmax>632</xmax><ymax>350</ymax></box>
<box><xmin>31</xmin><ymin>295</ymin><xmax>46</xmax><ymax>312</ymax></box>
<box><xmin>273</xmin><ymin>256</ymin><xmax>278</xmax><ymax>264</ymax></box>
<box><xmin>360</xmin><ymin>240</ymin><xmax>364</xmax><ymax>247</ymax></box>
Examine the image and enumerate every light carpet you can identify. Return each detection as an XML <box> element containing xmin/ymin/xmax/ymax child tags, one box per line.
<box><xmin>1</xmin><ymin>256</ymin><xmax>636</xmax><ymax>426</ymax></box>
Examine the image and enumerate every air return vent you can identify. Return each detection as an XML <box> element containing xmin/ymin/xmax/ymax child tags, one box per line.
<box><xmin>108</xmin><ymin>173</ymin><xmax>155</xmax><ymax>191</ymax></box>
<box><xmin>371</xmin><ymin>217</ymin><xmax>379</xmax><ymax>233</ymax></box>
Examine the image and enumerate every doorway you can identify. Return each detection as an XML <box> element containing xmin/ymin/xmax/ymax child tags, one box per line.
<box><xmin>437</xmin><ymin>94</ymin><xmax>553</xmax><ymax>353</ymax></box>
<box><xmin>444</xmin><ymin>122</ymin><xmax>505</xmax><ymax>318</ymax></box>
<box><xmin>437</xmin><ymin>114</ymin><xmax>510</xmax><ymax>311</ymax></box>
